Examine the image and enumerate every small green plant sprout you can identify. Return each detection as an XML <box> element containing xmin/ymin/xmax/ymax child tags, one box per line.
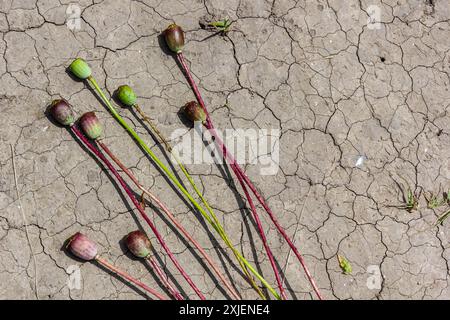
<box><xmin>404</xmin><ymin>188</ymin><xmax>420</xmax><ymax>212</ymax></box>
<box><xmin>209</xmin><ymin>18</ymin><xmax>232</xmax><ymax>33</ymax></box>
<box><xmin>200</xmin><ymin>17</ymin><xmax>232</xmax><ymax>35</ymax></box>
<box><xmin>424</xmin><ymin>191</ymin><xmax>445</xmax><ymax>209</ymax></box>
<box><xmin>388</xmin><ymin>186</ymin><xmax>419</xmax><ymax>212</ymax></box>
<box><xmin>388</xmin><ymin>175</ymin><xmax>420</xmax><ymax>213</ymax></box>
<box><xmin>337</xmin><ymin>255</ymin><xmax>352</xmax><ymax>275</ymax></box>
<box><xmin>435</xmin><ymin>210</ymin><xmax>450</xmax><ymax>226</ymax></box>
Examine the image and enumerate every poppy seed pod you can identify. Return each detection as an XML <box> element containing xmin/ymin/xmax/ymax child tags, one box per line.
<box><xmin>116</xmin><ymin>85</ymin><xmax>137</xmax><ymax>107</ymax></box>
<box><xmin>183</xmin><ymin>101</ymin><xmax>206</xmax><ymax>124</ymax></box>
<box><xmin>79</xmin><ymin>112</ymin><xmax>103</xmax><ymax>140</ymax></box>
<box><xmin>69</xmin><ymin>58</ymin><xmax>92</xmax><ymax>80</ymax></box>
<box><xmin>67</xmin><ymin>232</ymin><xmax>98</xmax><ymax>261</ymax></box>
<box><xmin>125</xmin><ymin>231</ymin><xmax>152</xmax><ymax>259</ymax></box>
<box><xmin>163</xmin><ymin>24</ymin><xmax>185</xmax><ymax>53</ymax></box>
<box><xmin>50</xmin><ymin>99</ymin><xmax>75</xmax><ymax>126</ymax></box>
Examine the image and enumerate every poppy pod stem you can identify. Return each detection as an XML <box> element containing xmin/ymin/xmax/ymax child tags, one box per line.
<box><xmin>232</xmin><ymin>166</ymin><xmax>288</xmax><ymax>300</ymax></box>
<box><xmin>176</xmin><ymin>53</ymin><xmax>281</xmax><ymax>299</ymax></box>
<box><xmin>70</xmin><ymin>125</ymin><xmax>206</xmax><ymax>300</ymax></box>
<box><xmin>212</xmin><ymin>128</ymin><xmax>323</xmax><ymax>300</ymax></box>
<box><xmin>176</xmin><ymin>53</ymin><xmax>212</xmax><ymax>127</ymax></box>
<box><xmin>206</xmin><ymin>122</ymin><xmax>323</xmax><ymax>300</ymax></box>
<box><xmin>95</xmin><ymin>256</ymin><xmax>167</xmax><ymax>300</ymax></box>
<box><xmin>132</xmin><ymin>103</ymin><xmax>266</xmax><ymax>299</ymax></box>
<box><xmin>144</xmin><ymin>256</ymin><xmax>184</xmax><ymax>300</ymax></box>
<box><xmin>181</xmin><ymin>103</ymin><xmax>287</xmax><ymax>298</ymax></box>
<box><xmin>98</xmin><ymin>140</ymin><xmax>241</xmax><ymax>300</ymax></box>
<box><xmin>73</xmin><ymin>61</ymin><xmax>276</xmax><ymax>299</ymax></box>
<box><xmin>133</xmin><ymin>104</ymin><xmax>173</xmax><ymax>152</ymax></box>
<box><xmin>174</xmin><ymin>50</ymin><xmax>323</xmax><ymax>300</ymax></box>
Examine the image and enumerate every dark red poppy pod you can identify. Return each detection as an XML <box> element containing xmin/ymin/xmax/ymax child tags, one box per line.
<box><xmin>125</xmin><ymin>230</ymin><xmax>152</xmax><ymax>259</ymax></box>
<box><xmin>183</xmin><ymin>101</ymin><xmax>207</xmax><ymax>124</ymax></box>
<box><xmin>50</xmin><ymin>99</ymin><xmax>75</xmax><ymax>126</ymax></box>
<box><xmin>66</xmin><ymin>232</ymin><xmax>98</xmax><ymax>261</ymax></box>
<box><xmin>79</xmin><ymin>112</ymin><xmax>103</xmax><ymax>140</ymax></box>
<box><xmin>163</xmin><ymin>24</ymin><xmax>185</xmax><ymax>53</ymax></box>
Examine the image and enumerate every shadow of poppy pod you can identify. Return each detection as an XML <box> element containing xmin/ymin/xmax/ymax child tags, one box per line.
<box><xmin>183</xmin><ymin>101</ymin><xmax>206</xmax><ymax>124</ymax></box>
<box><xmin>116</xmin><ymin>85</ymin><xmax>137</xmax><ymax>107</ymax></box>
<box><xmin>163</xmin><ymin>24</ymin><xmax>185</xmax><ymax>53</ymax></box>
<box><xmin>67</xmin><ymin>232</ymin><xmax>98</xmax><ymax>261</ymax></box>
<box><xmin>50</xmin><ymin>99</ymin><xmax>75</xmax><ymax>126</ymax></box>
<box><xmin>69</xmin><ymin>58</ymin><xmax>92</xmax><ymax>80</ymax></box>
<box><xmin>79</xmin><ymin>112</ymin><xmax>103</xmax><ymax>140</ymax></box>
<box><xmin>125</xmin><ymin>230</ymin><xmax>152</xmax><ymax>259</ymax></box>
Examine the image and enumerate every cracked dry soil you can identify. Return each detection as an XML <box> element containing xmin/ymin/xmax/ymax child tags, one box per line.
<box><xmin>0</xmin><ymin>0</ymin><xmax>449</xmax><ymax>300</ymax></box>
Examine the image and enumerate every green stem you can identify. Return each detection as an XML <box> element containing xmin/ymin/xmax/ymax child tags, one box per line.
<box><xmin>133</xmin><ymin>105</ymin><xmax>266</xmax><ymax>299</ymax></box>
<box><xmin>86</xmin><ymin>76</ymin><xmax>279</xmax><ymax>300</ymax></box>
<box><xmin>176</xmin><ymin>158</ymin><xmax>268</xmax><ymax>299</ymax></box>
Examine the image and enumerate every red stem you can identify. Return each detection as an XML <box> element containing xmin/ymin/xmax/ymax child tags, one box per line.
<box><xmin>95</xmin><ymin>256</ymin><xmax>167</xmax><ymax>300</ymax></box>
<box><xmin>179</xmin><ymin>52</ymin><xmax>285</xmax><ymax>297</ymax></box>
<box><xmin>177</xmin><ymin>53</ymin><xmax>213</xmax><ymax>128</ymax></box>
<box><xmin>193</xmin><ymin>119</ymin><xmax>287</xmax><ymax>298</ymax></box>
<box><xmin>208</xmin><ymin>123</ymin><xmax>323</xmax><ymax>300</ymax></box>
<box><xmin>201</xmin><ymin>119</ymin><xmax>286</xmax><ymax>298</ymax></box>
<box><xmin>97</xmin><ymin>140</ymin><xmax>241</xmax><ymax>300</ymax></box>
<box><xmin>146</xmin><ymin>256</ymin><xmax>184</xmax><ymax>300</ymax></box>
<box><xmin>177</xmin><ymin>52</ymin><xmax>323</xmax><ymax>300</ymax></box>
<box><xmin>230</xmin><ymin>162</ymin><xmax>288</xmax><ymax>299</ymax></box>
<box><xmin>233</xmin><ymin>157</ymin><xmax>323</xmax><ymax>299</ymax></box>
<box><xmin>71</xmin><ymin>125</ymin><xmax>206</xmax><ymax>300</ymax></box>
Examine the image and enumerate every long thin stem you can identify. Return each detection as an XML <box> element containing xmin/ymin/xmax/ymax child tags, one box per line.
<box><xmin>191</xmin><ymin>121</ymin><xmax>286</xmax><ymax>298</ymax></box>
<box><xmin>230</xmin><ymin>147</ymin><xmax>323</xmax><ymax>300</ymax></box>
<box><xmin>133</xmin><ymin>104</ymin><xmax>266</xmax><ymax>300</ymax></box>
<box><xmin>11</xmin><ymin>144</ymin><xmax>39</xmax><ymax>299</ymax></box>
<box><xmin>145</xmin><ymin>256</ymin><xmax>184</xmax><ymax>300</ymax></box>
<box><xmin>95</xmin><ymin>256</ymin><xmax>166</xmax><ymax>300</ymax></box>
<box><xmin>71</xmin><ymin>125</ymin><xmax>206</xmax><ymax>300</ymax></box>
<box><xmin>97</xmin><ymin>140</ymin><xmax>241</xmax><ymax>300</ymax></box>
<box><xmin>187</xmin><ymin>120</ymin><xmax>286</xmax><ymax>298</ymax></box>
<box><xmin>231</xmin><ymin>163</ymin><xmax>288</xmax><ymax>299</ymax></box>
<box><xmin>85</xmin><ymin>75</ymin><xmax>278</xmax><ymax>299</ymax></box>
<box><xmin>281</xmin><ymin>186</ymin><xmax>312</xmax><ymax>287</ymax></box>
<box><xmin>134</xmin><ymin>104</ymin><xmax>173</xmax><ymax>152</ymax></box>
<box><xmin>209</xmin><ymin>122</ymin><xmax>323</xmax><ymax>300</ymax></box>
<box><xmin>177</xmin><ymin>51</ymin><xmax>323</xmax><ymax>300</ymax></box>
<box><xmin>177</xmin><ymin>53</ymin><xmax>213</xmax><ymax>127</ymax></box>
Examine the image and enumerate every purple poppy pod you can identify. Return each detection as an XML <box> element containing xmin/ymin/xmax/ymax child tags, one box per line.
<box><xmin>50</xmin><ymin>99</ymin><xmax>75</xmax><ymax>126</ymax></box>
<box><xmin>125</xmin><ymin>231</ymin><xmax>152</xmax><ymax>259</ymax></box>
<box><xmin>183</xmin><ymin>101</ymin><xmax>207</xmax><ymax>124</ymax></box>
<box><xmin>163</xmin><ymin>24</ymin><xmax>185</xmax><ymax>53</ymax></box>
<box><xmin>79</xmin><ymin>112</ymin><xmax>103</xmax><ymax>140</ymax></box>
<box><xmin>67</xmin><ymin>232</ymin><xmax>98</xmax><ymax>261</ymax></box>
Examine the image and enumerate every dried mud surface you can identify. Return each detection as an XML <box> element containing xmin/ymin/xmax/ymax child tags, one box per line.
<box><xmin>0</xmin><ymin>0</ymin><xmax>449</xmax><ymax>299</ymax></box>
